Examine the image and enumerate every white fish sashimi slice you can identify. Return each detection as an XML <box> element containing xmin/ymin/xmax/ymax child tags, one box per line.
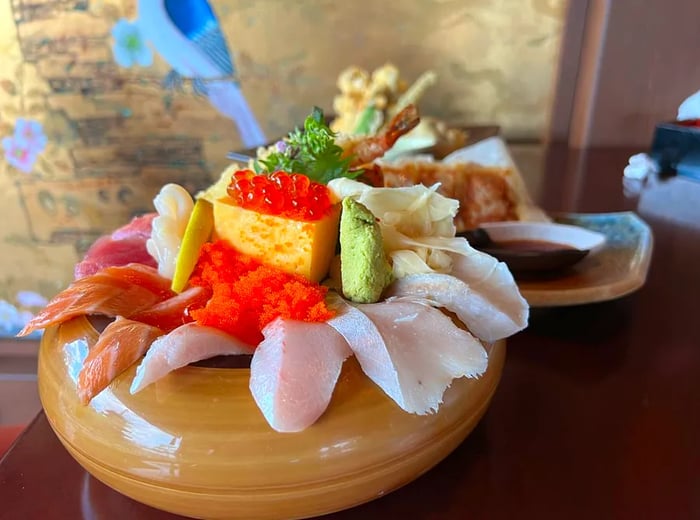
<box><xmin>249</xmin><ymin>318</ymin><xmax>352</xmax><ymax>433</ymax></box>
<box><xmin>448</xmin><ymin>249</ymin><xmax>529</xmax><ymax>338</ymax></box>
<box><xmin>378</xmin><ymin>233</ymin><xmax>529</xmax><ymax>341</ymax></box>
<box><xmin>327</xmin><ymin>296</ymin><xmax>488</xmax><ymax>415</ymax></box>
<box><xmin>326</xmin><ymin>297</ymin><xmax>400</xmax><ymax>401</ymax></box>
<box><xmin>386</xmin><ymin>271</ymin><xmax>526</xmax><ymax>343</ymax></box>
<box><xmin>130</xmin><ymin>323</ymin><xmax>253</xmax><ymax>394</ymax></box>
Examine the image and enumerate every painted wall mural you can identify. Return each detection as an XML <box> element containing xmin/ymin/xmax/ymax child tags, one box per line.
<box><xmin>118</xmin><ymin>1</ymin><xmax>266</xmax><ymax>147</ymax></box>
<box><xmin>0</xmin><ymin>0</ymin><xmax>566</xmax><ymax>336</ymax></box>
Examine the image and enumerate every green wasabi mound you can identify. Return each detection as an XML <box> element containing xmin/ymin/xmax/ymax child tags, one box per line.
<box><xmin>339</xmin><ymin>197</ymin><xmax>393</xmax><ymax>303</ymax></box>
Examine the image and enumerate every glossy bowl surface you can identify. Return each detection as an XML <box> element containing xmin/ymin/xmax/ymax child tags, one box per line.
<box><xmin>39</xmin><ymin>316</ymin><xmax>505</xmax><ymax>520</ymax></box>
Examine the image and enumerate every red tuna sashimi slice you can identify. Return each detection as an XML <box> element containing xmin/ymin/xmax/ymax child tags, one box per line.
<box><xmin>110</xmin><ymin>213</ymin><xmax>155</xmax><ymax>241</ymax></box>
<box><xmin>130</xmin><ymin>323</ymin><xmax>253</xmax><ymax>394</ymax></box>
<box><xmin>129</xmin><ymin>286</ymin><xmax>212</xmax><ymax>332</ymax></box>
<box><xmin>249</xmin><ymin>317</ymin><xmax>352</xmax><ymax>433</ymax></box>
<box><xmin>326</xmin><ymin>295</ymin><xmax>487</xmax><ymax>415</ymax></box>
<box><xmin>77</xmin><ymin>317</ymin><xmax>163</xmax><ymax>404</ymax></box>
<box><xmin>18</xmin><ymin>264</ymin><xmax>174</xmax><ymax>337</ymax></box>
<box><xmin>75</xmin><ymin>214</ymin><xmax>157</xmax><ymax>279</ymax></box>
<box><xmin>74</xmin><ymin>237</ymin><xmax>157</xmax><ymax>280</ymax></box>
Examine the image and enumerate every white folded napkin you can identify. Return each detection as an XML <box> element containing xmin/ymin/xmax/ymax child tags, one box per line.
<box><xmin>678</xmin><ymin>89</ymin><xmax>700</xmax><ymax>121</ymax></box>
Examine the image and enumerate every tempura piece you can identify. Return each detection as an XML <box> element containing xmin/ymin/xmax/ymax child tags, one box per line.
<box><xmin>339</xmin><ymin>105</ymin><xmax>420</xmax><ymax>166</ymax></box>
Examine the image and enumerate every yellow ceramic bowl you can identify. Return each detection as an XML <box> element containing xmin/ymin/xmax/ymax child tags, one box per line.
<box><xmin>38</xmin><ymin>316</ymin><xmax>506</xmax><ymax>520</ymax></box>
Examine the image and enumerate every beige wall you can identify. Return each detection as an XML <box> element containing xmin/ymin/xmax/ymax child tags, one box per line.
<box><xmin>228</xmin><ymin>0</ymin><xmax>568</xmax><ymax>140</ymax></box>
<box><xmin>0</xmin><ymin>0</ymin><xmax>566</xmax><ymax>330</ymax></box>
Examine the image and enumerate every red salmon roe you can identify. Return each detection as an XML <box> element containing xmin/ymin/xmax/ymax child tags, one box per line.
<box><xmin>188</xmin><ymin>240</ymin><xmax>334</xmax><ymax>345</ymax></box>
<box><xmin>227</xmin><ymin>170</ymin><xmax>334</xmax><ymax>221</ymax></box>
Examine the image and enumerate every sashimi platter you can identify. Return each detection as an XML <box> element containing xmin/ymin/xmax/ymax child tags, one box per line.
<box><xmin>27</xmin><ymin>106</ymin><xmax>529</xmax><ymax>519</ymax></box>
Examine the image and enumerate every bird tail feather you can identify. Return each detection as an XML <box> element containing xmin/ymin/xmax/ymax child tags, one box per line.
<box><xmin>206</xmin><ymin>81</ymin><xmax>267</xmax><ymax>148</ymax></box>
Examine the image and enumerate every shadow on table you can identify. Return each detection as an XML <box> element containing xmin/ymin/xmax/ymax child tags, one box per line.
<box><xmin>80</xmin><ymin>472</ymin><xmax>183</xmax><ymax>519</ymax></box>
<box><xmin>506</xmin><ymin>296</ymin><xmax>636</xmax><ymax>384</ymax></box>
<box><xmin>527</xmin><ymin>297</ymin><xmax>633</xmax><ymax>344</ymax></box>
<box><xmin>327</xmin><ymin>421</ymin><xmax>494</xmax><ymax>519</ymax></box>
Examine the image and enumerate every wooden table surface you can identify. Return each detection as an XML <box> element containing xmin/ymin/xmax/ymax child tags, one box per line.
<box><xmin>1</xmin><ymin>146</ymin><xmax>699</xmax><ymax>520</ymax></box>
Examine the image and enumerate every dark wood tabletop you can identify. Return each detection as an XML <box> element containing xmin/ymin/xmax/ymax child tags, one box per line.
<box><xmin>1</xmin><ymin>146</ymin><xmax>699</xmax><ymax>520</ymax></box>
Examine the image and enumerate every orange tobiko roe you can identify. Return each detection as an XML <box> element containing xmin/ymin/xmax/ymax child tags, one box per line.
<box><xmin>188</xmin><ymin>240</ymin><xmax>334</xmax><ymax>346</ymax></box>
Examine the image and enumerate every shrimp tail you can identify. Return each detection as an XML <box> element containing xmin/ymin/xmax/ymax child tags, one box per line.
<box><xmin>345</xmin><ymin>104</ymin><xmax>421</xmax><ymax>165</ymax></box>
<box><xmin>383</xmin><ymin>104</ymin><xmax>420</xmax><ymax>148</ymax></box>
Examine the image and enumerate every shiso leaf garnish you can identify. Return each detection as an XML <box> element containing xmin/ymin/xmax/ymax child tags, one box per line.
<box><xmin>255</xmin><ymin>107</ymin><xmax>360</xmax><ymax>184</ymax></box>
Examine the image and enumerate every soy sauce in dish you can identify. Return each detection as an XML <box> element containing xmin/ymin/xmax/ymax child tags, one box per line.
<box><xmin>458</xmin><ymin>228</ymin><xmax>590</xmax><ymax>272</ymax></box>
<box><xmin>494</xmin><ymin>239</ymin><xmax>576</xmax><ymax>253</ymax></box>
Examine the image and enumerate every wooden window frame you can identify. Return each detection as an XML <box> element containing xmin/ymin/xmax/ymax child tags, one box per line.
<box><xmin>547</xmin><ymin>0</ymin><xmax>700</xmax><ymax>148</ymax></box>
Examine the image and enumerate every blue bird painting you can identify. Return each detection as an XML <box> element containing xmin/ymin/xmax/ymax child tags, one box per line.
<box><xmin>137</xmin><ymin>0</ymin><xmax>267</xmax><ymax>148</ymax></box>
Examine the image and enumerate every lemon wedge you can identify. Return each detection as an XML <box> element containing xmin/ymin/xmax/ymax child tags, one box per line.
<box><xmin>171</xmin><ymin>198</ymin><xmax>214</xmax><ymax>293</ymax></box>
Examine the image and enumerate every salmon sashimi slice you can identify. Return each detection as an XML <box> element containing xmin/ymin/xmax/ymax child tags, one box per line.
<box><xmin>18</xmin><ymin>264</ymin><xmax>174</xmax><ymax>337</ymax></box>
<box><xmin>77</xmin><ymin>317</ymin><xmax>163</xmax><ymax>404</ymax></box>
<box><xmin>129</xmin><ymin>286</ymin><xmax>212</xmax><ymax>332</ymax></box>
<box><xmin>326</xmin><ymin>294</ymin><xmax>487</xmax><ymax>415</ymax></box>
<box><xmin>130</xmin><ymin>323</ymin><xmax>253</xmax><ymax>394</ymax></box>
<box><xmin>249</xmin><ymin>317</ymin><xmax>352</xmax><ymax>433</ymax></box>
